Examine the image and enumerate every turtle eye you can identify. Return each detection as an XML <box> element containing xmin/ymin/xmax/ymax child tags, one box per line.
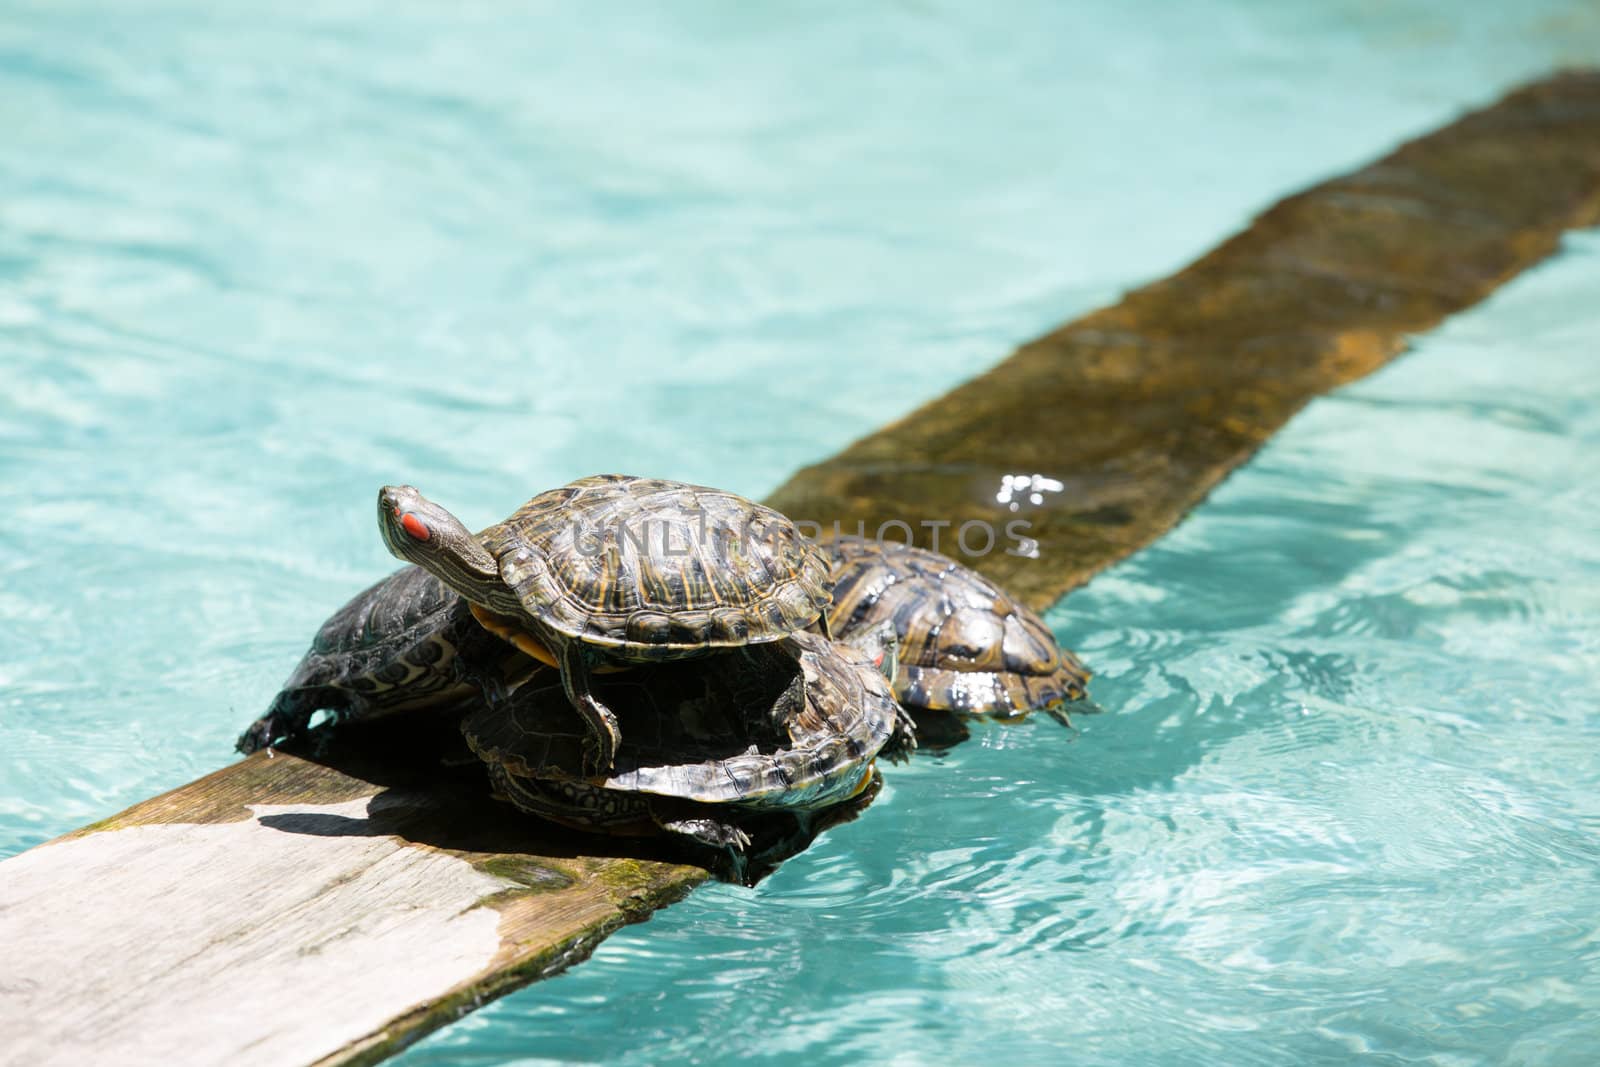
<box><xmin>400</xmin><ymin>512</ymin><xmax>431</xmax><ymax>542</ymax></box>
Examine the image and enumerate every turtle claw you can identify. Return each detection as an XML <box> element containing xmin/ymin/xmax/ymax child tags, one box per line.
<box><xmin>236</xmin><ymin>705</ymin><xmax>302</xmax><ymax>755</ymax></box>
<box><xmin>1041</xmin><ymin>701</ymin><xmax>1076</xmax><ymax>730</ymax></box>
<box><xmin>559</xmin><ymin>640</ymin><xmax>622</xmax><ymax>776</ymax></box>
<box><xmin>579</xmin><ymin>711</ymin><xmax>622</xmax><ymax>778</ymax></box>
<box><xmin>456</xmin><ymin>658</ymin><xmax>513</xmax><ymax>706</ymax></box>
<box><xmin>235</xmin><ymin>717</ymin><xmax>276</xmax><ymax>755</ymax></box>
<box><xmin>882</xmin><ymin>710</ymin><xmax>919</xmax><ymax>764</ymax></box>
<box><xmin>659</xmin><ymin>817</ymin><xmax>752</xmax><ymax>853</ymax></box>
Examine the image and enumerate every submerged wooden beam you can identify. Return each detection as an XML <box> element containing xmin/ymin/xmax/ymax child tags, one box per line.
<box><xmin>769</xmin><ymin>70</ymin><xmax>1600</xmax><ymax>605</ymax></box>
<box><xmin>3</xmin><ymin>70</ymin><xmax>1599</xmax><ymax>1067</ymax></box>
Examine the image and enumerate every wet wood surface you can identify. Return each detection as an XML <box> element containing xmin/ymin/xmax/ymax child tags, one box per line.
<box><xmin>769</xmin><ymin>70</ymin><xmax>1600</xmax><ymax>606</ymax></box>
<box><xmin>2</xmin><ymin>71</ymin><xmax>1598</xmax><ymax>1067</ymax></box>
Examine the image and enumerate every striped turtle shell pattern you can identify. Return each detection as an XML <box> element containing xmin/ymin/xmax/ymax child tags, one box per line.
<box><xmin>825</xmin><ymin>536</ymin><xmax>1090</xmax><ymax>717</ymax></box>
<box><xmin>462</xmin><ymin>631</ymin><xmax>910</xmax><ymax>812</ymax></box>
<box><xmin>481</xmin><ymin>475</ymin><xmax>833</xmax><ymax>658</ymax></box>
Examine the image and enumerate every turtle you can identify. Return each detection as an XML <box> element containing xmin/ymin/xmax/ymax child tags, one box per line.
<box><xmin>460</xmin><ymin>628</ymin><xmax>912</xmax><ymax>858</ymax></box>
<box><xmin>378</xmin><ymin>474</ymin><xmax>835</xmax><ymax>774</ymax></box>
<box><xmin>235</xmin><ymin>565</ymin><xmax>540</xmax><ymax>754</ymax></box>
<box><xmin>823</xmin><ymin>535</ymin><xmax>1090</xmax><ymax>721</ymax></box>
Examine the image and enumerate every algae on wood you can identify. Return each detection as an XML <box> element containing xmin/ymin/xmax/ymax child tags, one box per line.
<box><xmin>768</xmin><ymin>71</ymin><xmax>1600</xmax><ymax>610</ymax></box>
<box><xmin>3</xmin><ymin>70</ymin><xmax>1599</xmax><ymax>1067</ymax></box>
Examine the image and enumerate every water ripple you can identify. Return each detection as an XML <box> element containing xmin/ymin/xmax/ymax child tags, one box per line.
<box><xmin>6</xmin><ymin>3</ymin><xmax>1600</xmax><ymax>1064</ymax></box>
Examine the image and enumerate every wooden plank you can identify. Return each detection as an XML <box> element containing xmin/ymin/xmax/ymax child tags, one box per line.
<box><xmin>3</xmin><ymin>70</ymin><xmax>1599</xmax><ymax>1067</ymax></box>
<box><xmin>0</xmin><ymin>724</ymin><xmax>707</xmax><ymax>1067</ymax></box>
<box><xmin>768</xmin><ymin>70</ymin><xmax>1600</xmax><ymax>606</ymax></box>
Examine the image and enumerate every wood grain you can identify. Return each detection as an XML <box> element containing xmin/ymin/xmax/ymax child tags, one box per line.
<box><xmin>3</xmin><ymin>70</ymin><xmax>1599</xmax><ymax>1067</ymax></box>
<box><xmin>1</xmin><ymin>734</ymin><xmax>705</xmax><ymax>1067</ymax></box>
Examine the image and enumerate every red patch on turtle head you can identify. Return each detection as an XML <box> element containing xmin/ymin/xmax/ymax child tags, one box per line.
<box><xmin>400</xmin><ymin>512</ymin><xmax>431</xmax><ymax>542</ymax></box>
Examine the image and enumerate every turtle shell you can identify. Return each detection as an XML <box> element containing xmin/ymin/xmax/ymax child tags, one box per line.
<box><xmin>478</xmin><ymin>475</ymin><xmax>832</xmax><ymax>659</ymax></box>
<box><xmin>461</xmin><ymin>631</ymin><xmax>908</xmax><ymax>810</ymax></box>
<box><xmin>824</xmin><ymin>536</ymin><xmax>1090</xmax><ymax>717</ymax></box>
<box><xmin>236</xmin><ymin>565</ymin><xmax>531</xmax><ymax>753</ymax></box>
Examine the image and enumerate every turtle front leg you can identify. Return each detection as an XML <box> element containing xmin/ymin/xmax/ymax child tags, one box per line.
<box><xmin>817</xmin><ymin>608</ymin><xmax>834</xmax><ymax>641</ymax></box>
<box><xmin>235</xmin><ymin>693</ymin><xmax>312</xmax><ymax>755</ymax></box>
<box><xmin>655</xmin><ymin>812</ymin><xmax>754</xmax><ymax>884</ymax></box>
<box><xmin>452</xmin><ymin>652</ymin><xmax>514</xmax><ymax>706</ymax></box>
<box><xmin>558</xmin><ymin>640</ymin><xmax>622</xmax><ymax>776</ymax></box>
<box><xmin>655</xmin><ymin>815</ymin><xmax>752</xmax><ymax>852</ymax></box>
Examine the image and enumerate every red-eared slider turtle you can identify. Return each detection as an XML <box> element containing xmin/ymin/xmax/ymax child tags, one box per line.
<box><xmin>824</xmin><ymin>536</ymin><xmax>1089</xmax><ymax>720</ymax></box>
<box><xmin>236</xmin><ymin>566</ymin><xmax>538</xmax><ymax>754</ymax></box>
<box><xmin>379</xmin><ymin>475</ymin><xmax>834</xmax><ymax>773</ymax></box>
<box><xmin>461</xmin><ymin>629</ymin><xmax>911</xmax><ymax>854</ymax></box>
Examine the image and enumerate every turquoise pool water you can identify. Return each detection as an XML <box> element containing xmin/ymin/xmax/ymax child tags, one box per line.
<box><xmin>395</xmin><ymin>237</ymin><xmax>1600</xmax><ymax>1066</ymax></box>
<box><xmin>3</xmin><ymin>2</ymin><xmax>1599</xmax><ymax>1063</ymax></box>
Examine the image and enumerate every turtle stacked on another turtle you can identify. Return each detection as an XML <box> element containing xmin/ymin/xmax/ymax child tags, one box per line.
<box><xmin>823</xmin><ymin>535</ymin><xmax>1090</xmax><ymax>724</ymax></box>
<box><xmin>378</xmin><ymin>475</ymin><xmax>834</xmax><ymax>775</ymax></box>
<box><xmin>237</xmin><ymin>476</ymin><xmax>1089</xmax><ymax>874</ymax></box>
<box><xmin>240</xmin><ymin>475</ymin><xmax>908</xmax><ymax>872</ymax></box>
<box><xmin>463</xmin><ymin>627</ymin><xmax>913</xmax><ymax>858</ymax></box>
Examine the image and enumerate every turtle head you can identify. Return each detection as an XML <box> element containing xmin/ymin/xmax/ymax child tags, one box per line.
<box><xmin>378</xmin><ymin>485</ymin><xmax>500</xmax><ymax>591</ymax></box>
<box><xmin>841</xmin><ymin>620</ymin><xmax>900</xmax><ymax>682</ymax></box>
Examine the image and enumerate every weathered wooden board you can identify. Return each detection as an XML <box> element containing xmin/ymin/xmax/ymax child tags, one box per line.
<box><xmin>3</xmin><ymin>70</ymin><xmax>1599</xmax><ymax>1067</ymax></box>
<box><xmin>0</xmin><ymin>728</ymin><xmax>706</xmax><ymax>1067</ymax></box>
